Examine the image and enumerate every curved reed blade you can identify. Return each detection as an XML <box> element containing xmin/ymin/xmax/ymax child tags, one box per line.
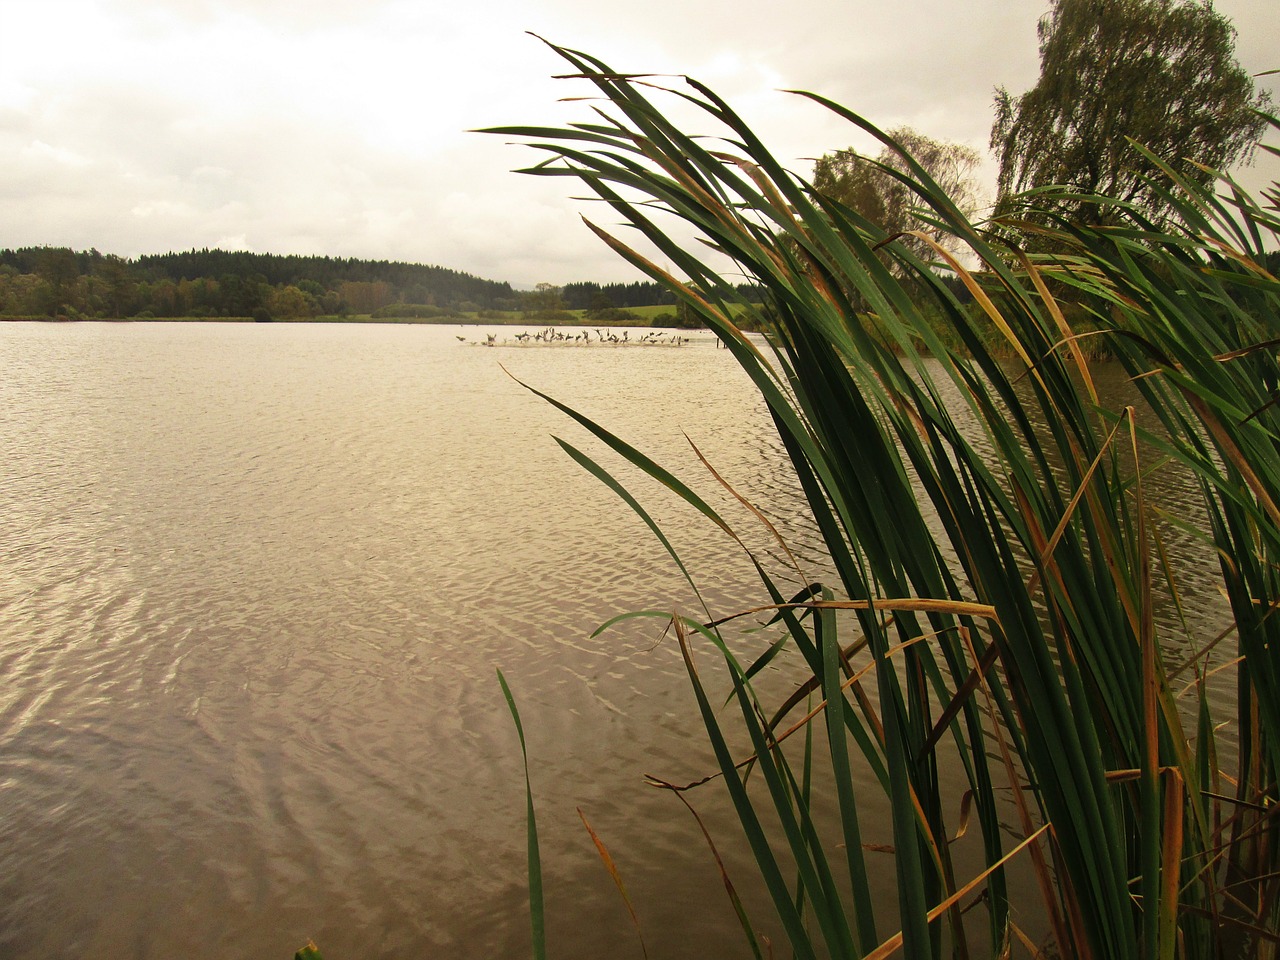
<box><xmin>490</xmin><ymin>40</ymin><xmax>1280</xmax><ymax>960</ymax></box>
<box><xmin>577</xmin><ymin>808</ymin><xmax>648</xmax><ymax>960</ymax></box>
<box><xmin>498</xmin><ymin>669</ymin><xmax>547</xmax><ymax>960</ymax></box>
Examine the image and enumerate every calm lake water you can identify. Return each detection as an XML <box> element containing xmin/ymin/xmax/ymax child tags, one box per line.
<box><xmin>0</xmin><ymin>321</ymin><xmax>1234</xmax><ymax>959</ymax></box>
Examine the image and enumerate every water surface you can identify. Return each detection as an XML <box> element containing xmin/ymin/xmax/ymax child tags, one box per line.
<box><xmin>1</xmin><ymin>321</ymin><xmax>820</xmax><ymax>960</ymax></box>
<box><xmin>0</xmin><ymin>321</ymin><xmax>1234</xmax><ymax>959</ymax></box>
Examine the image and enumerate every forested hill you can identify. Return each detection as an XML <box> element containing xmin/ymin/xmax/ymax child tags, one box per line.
<box><xmin>135</xmin><ymin>249</ymin><xmax>516</xmax><ymax>309</ymax></box>
<box><xmin>0</xmin><ymin>245</ymin><xmax>526</xmax><ymax>317</ymax></box>
<box><xmin>0</xmin><ymin>245</ymin><xmax>713</xmax><ymax>320</ymax></box>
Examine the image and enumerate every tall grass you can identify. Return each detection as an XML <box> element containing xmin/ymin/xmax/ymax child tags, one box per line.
<box><xmin>487</xmin><ymin>41</ymin><xmax>1280</xmax><ymax>960</ymax></box>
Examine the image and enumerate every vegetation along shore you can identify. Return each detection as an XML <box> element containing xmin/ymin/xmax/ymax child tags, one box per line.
<box><xmin>470</xmin><ymin>4</ymin><xmax>1280</xmax><ymax>960</ymax></box>
<box><xmin>0</xmin><ymin>246</ymin><xmax>770</xmax><ymax>328</ymax></box>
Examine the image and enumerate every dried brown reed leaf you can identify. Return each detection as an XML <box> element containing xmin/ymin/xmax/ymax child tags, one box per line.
<box><xmin>685</xmin><ymin>433</ymin><xmax>805</xmax><ymax>580</ymax></box>
<box><xmin>861</xmin><ymin>825</ymin><xmax>1052</xmax><ymax>960</ymax></box>
<box><xmin>578</xmin><ymin>807</ymin><xmax>648</xmax><ymax>959</ymax></box>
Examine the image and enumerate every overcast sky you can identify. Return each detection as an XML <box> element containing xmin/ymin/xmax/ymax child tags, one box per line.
<box><xmin>2</xmin><ymin>0</ymin><xmax>1275</xmax><ymax>287</ymax></box>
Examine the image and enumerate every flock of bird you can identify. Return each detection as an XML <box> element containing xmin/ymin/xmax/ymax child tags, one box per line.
<box><xmin>454</xmin><ymin>327</ymin><xmax>689</xmax><ymax>347</ymax></box>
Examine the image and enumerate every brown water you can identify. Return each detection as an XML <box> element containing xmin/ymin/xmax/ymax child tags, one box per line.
<box><xmin>0</xmin><ymin>321</ymin><xmax>1233</xmax><ymax>960</ymax></box>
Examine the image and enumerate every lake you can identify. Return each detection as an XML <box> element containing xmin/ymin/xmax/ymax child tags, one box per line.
<box><xmin>0</xmin><ymin>321</ymin><xmax>1233</xmax><ymax>959</ymax></box>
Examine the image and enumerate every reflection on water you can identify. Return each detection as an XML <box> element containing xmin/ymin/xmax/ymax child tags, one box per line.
<box><xmin>0</xmin><ymin>322</ymin><xmax>1235</xmax><ymax>959</ymax></box>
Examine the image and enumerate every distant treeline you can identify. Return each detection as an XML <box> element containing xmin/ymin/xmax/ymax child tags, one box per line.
<box><xmin>564</xmin><ymin>280</ymin><xmax>675</xmax><ymax>309</ymax></box>
<box><xmin>0</xmin><ymin>246</ymin><xmax>522</xmax><ymax>319</ymax></box>
<box><xmin>138</xmin><ymin>249</ymin><xmax>519</xmax><ymax>308</ymax></box>
<box><xmin>0</xmin><ymin>245</ymin><xmax>752</xmax><ymax>321</ymax></box>
<box><xmin>561</xmin><ymin>280</ymin><xmax>764</xmax><ymax>309</ymax></box>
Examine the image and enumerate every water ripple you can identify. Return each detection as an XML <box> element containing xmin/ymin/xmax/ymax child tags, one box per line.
<box><xmin>0</xmin><ymin>321</ymin><xmax>1237</xmax><ymax>959</ymax></box>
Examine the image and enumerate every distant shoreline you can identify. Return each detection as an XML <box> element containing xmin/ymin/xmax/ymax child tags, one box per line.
<box><xmin>0</xmin><ymin>313</ymin><xmax>678</xmax><ymax>328</ymax></box>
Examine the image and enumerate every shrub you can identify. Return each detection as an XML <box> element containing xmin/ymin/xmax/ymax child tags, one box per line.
<box><xmin>370</xmin><ymin>302</ymin><xmax>448</xmax><ymax>319</ymax></box>
<box><xmin>585</xmin><ymin>306</ymin><xmax>642</xmax><ymax>323</ymax></box>
<box><xmin>521</xmin><ymin>308</ymin><xmax>577</xmax><ymax>322</ymax></box>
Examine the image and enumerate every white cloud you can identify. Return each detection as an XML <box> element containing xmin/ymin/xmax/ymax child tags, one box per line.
<box><xmin>24</xmin><ymin>140</ymin><xmax>94</xmax><ymax>168</ymax></box>
<box><xmin>212</xmin><ymin>233</ymin><xmax>252</xmax><ymax>251</ymax></box>
<box><xmin>131</xmin><ymin>199</ymin><xmax>197</xmax><ymax>219</ymax></box>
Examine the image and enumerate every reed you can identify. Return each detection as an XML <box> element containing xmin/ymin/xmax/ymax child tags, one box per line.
<box><xmin>486</xmin><ymin>40</ymin><xmax>1280</xmax><ymax>960</ymax></box>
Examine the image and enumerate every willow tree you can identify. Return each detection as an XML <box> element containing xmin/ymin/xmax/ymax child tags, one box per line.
<box><xmin>812</xmin><ymin>127</ymin><xmax>980</xmax><ymax>265</ymax></box>
<box><xmin>992</xmin><ymin>0</ymin><xmax>1270</xmax><ymax>227</ymax></box>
